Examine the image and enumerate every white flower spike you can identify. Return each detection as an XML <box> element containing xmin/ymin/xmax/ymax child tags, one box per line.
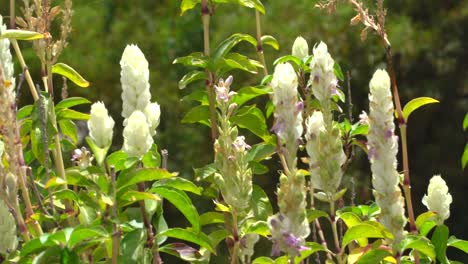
<box><xmin>123</xmin><ymin>110</ymin><xmax>153</xmax><ymax>157</ymax></box>
<box><xmin>88</xmin><ymin>102</ymin><xmax>115</xmax><ymax>148</ymax></box>
<box><xmin>292</xmin><ymin>36</ymin><xmax>309</xmax><ymax>60</ymax></box>
<box><xmin>422</xmin><ymin>175</ymin><xmax>452</xmax><ymax>225</ymax></box>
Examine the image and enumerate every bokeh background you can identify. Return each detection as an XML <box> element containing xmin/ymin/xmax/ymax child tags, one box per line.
<box><xmin>2</xmin><ymin>0</ymin><xmax>468</xmax><ymax>262</ymax></box>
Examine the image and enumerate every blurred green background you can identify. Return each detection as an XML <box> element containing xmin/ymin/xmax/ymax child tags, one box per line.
<box><xmin>3</xmin><ymin>0</ymin><xmax>468</xmax><ymax>262</ymax></box>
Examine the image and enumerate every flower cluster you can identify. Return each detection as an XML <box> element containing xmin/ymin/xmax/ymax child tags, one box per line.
<box><xmin>120</xmin><ymin>45</ymin><xmax>161</xmax><ymax>157</ymax></box>
<box><xmin>213</xmin><ymin>77</ymin><xmax>253</xmax><ymax>213</ymax></box>
<box><xmin>310</xmin><ymin>41</ymin><xmax>336</xmax><ymax>107</ymax></box>
<box><xmin>268</xmin><ymin>213</ymin><xmax>309</xmax><ymax>257</ymax></box>
<box><xmin>88</xmin><ymin>102</ymin><xmax>115</xmax><ymax>148</ymax></box>
<box><xmin>292</xmin><ymin>36</ymin><xmax>309</xmax><ymax>60</ymax></box>
<box><xmin>0</xmin><ymin>200</ymin><xmax>18</xmax><ymax>255</ymax></box>
<box><xmin>422</xmin><ymin>175</ymin><xmax>452</xmax><ymax>225</ymax></box>
<box><xmin>305</xmin><ymin>111</ymin><xmax>346</xmax><ymax>196</ymax></box>
<box><xmin>367</xmin><ymin>69</ymin><xmax>407</xmax><ymax>245</ymax></box>
<box><xmin>271</xmin><ymin>63</ymin><xmax>303</xmax><ymax>158</ymax></box>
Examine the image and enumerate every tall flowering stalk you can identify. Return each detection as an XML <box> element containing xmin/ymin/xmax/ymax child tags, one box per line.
<box><xmin>366</xmin><ymin>69</ymin><xmax>406</xmax><ymax>247</ymax></box>
<box><xmin>268</xmin><ymin>63</ymin><xmax>309</xmax><ymax>259</ymax></box>
<box><xmin>212</xmin><ymin>76</ymin><xmax>256</xmax><ymax>263</ymax></box>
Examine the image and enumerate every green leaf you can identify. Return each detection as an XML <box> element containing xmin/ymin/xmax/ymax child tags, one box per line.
<box><xmin>462</xmin><ymin>143</ymin><xmax>468</xmax><ymax>170</ymax></box>
<box><xmin>182</xmin><ymin>89</ymin><xmax>209</xmax><ymax>105</ymax></box>
<box><xmin>17</xmin><ymin>105</ymin><xmax>34</xmax><ymax>119</ymax></box>
<box><xmin>463</xmin><ymin>112</ymin><xmax>468</xmax><ymax>131</ymax></box>
<box><xmin>180</xmin><ymin>0</ymin><xmax>199</xmax><ymax>15</ymax></box>
<box><xmin>431</xmin><ymin>224</ymin><xmax>449</xmax><ymax>264</ymax></box>
<box><xmin>56</xmin><ymin>108</ymin><xmax>90</xmax><ymax>121</ymax></box>
<box><xmin>356</xmin><ymin>249</ymin><xmax>392</xmax><ymax>264</ymax></box>
<box><xmin>307</xmin><ymin>209</ymin><xmax>330</xmax><ymax>223</ymax></box>
<box><xmin>232</xmin><ymin>86</ymin><xmax>272</xmax><ymax>107</ymax></box>
<box><xmin>246</xmin><ymin>142</ymin><xmax>276</xmax><ymax>162</ymax></box>
<box><xmin>150</xmin><ymin>186</ymin><xmax>200</xmax><ymax>231</ymax></box>
<box><xmin>52</xmin><ymin>63</ymin><xmax>90</xmax><ymax>88</ymax></box>
<box><xmin>107</xmin><ymin>151</ymin><xmax>128</xmax><ymax>172</ymax></box>
<box><xmin>68</xmin><ymin>227</ymin><xmax>107</xmax><ymax>249</ymax></box>
<box><xmin>179</xmin><ymin>70</ymin><xmax>207</xmax><ymax>89</ymax></box>
<box><xmin>233</xmin><ymin>0</ymin><xmax>265</xmax><ymax>14</ymax></box>
<box><xmin>158</xmin><ymin>243</ymin><xmax>206</xmax><ymax>262</ymax></box>
<box><xmin>142</xmin><ymin>144</ymin><xmax>161</xmax><ymax>169</ymax></box>
<box><xmin>350</xmin><ymin>123</ymin><xmax>368</xmax><ymax>137</ymax></box>
<box><xmin>213</xmin><ymin>33</ymin><xmax>257</xmax><ymax>59</ymax></box>
<box><xmin>173</xmin><ymin>52</ymin><xmax>207</xmax><ymax>68</ymax></box>
<box><xmin>342</xmin><ymin>223</ymin><xmax>387</xmax><ymax>248</ymax></box>
<box><xmin>194</xmin><ymin>163</ymin><xmax>217</xmax><ymax>181</ymax></box>
<box><xmin>116</xmin><ymin>168</ymin><xmax>174</xmax><ymax>190</ymax></box>
<box><xmin>294</xmin><ymin>242</ymin><xmax>328</xmax><ymax>264</ymax></box>
<box><xmin>252</xmin><ymin>257</ymin><xmax>275</xmax><ymax>264</ymax></box>
<box><xmin>402</xmin><ymin>97</ymin><xmax>439</xmax><ymax>121</ymax></box>
<box><xmin>261</xmin><ymin>35</ymin><xmax>279</xmax><ymax>50</ymax></box>
<box><xmin>181</xmin><ymin>105</ymin><xmax>211</xmax><ymax>126</ymax></box>
<box><xmin>157</xmin><ymin>228</ymin><xmax>215</xmax><ymax>254</ymax></box>
<box><xmin>244</xmin><ymin>221</ymin><xmax>270</xmax><ymax>237</ymax></box>
<box><xmin>400</xmin><ymin>235</ymin><xmax>436</xmax><ymax>261</ymax></box>
<box><xmin>447</xmin><ymin>236</ymin><xmax>468</xmax><ymax>254</ymax></box>
<box><xmin>200</xmin><ymin>212</ymin><xmax>225</xmax><ymax>226</ymax></box>
<box><xmin>0</xmin><ymin>29</ymin><xmax>45</xmax><ymax>40</ymax></box>
<box><xmin>55</xmin><ymin>97</ymin><xmax>91</xmax><ymax>110</ymax></box>
<box><xmin>59</xmin><ymin>120</ymin><xmax>78</xmax><ymax>145</ymax></box>
<box><xmin>120</xmin><ymin>229</ymin><xmax>147</xmax><ymax>264</ymax></box>
<box><xmin>273</xmin><ymin>55</ymin><xmax>302</xmax><ymax>67</ymax></box>
<box><xmin>219</xmin><ymin>53</ymin><xmax>262</xmax><ymax>74</ymax></box>
<box><xmin>416</xmin><ymin>211</ymin><xmax>437</xmax><ymax>231</ymax></box>
<box><xmin>249</xmin><ymin>160</ymin><xmax>269</xmax><ymax>174</ymax></box>
<box><xmin>209</xmin><ymin>229</ymin><xmax>231</xmax><ymax>248</ymax></box>
<box><xmin>86</xmin><ymin>136</ymin><xmax>110</xmax><ymax>166</ymax></box>
<box><xmin>231</xmin><ymin>105</ymin><xmax>271</xmax><ymax>141</ymax></box>
<box><xmin>334</xmin><ymin>62</ymin><xmax>345</xmax><ymax>81</ymax></box>
<box><xmin>153</xmin><ymin>177</ymin><xmax>202</xmax><ymax>195</ymax></box>
<box><xmin>251</xmin><ymin>184</ymin><xmax>272</xmax><ymax>221</ymax></box>
<box><xmin>119</xmin><ymin>191</ymin><xmax>161</xmax><ymax>207</ymax></box>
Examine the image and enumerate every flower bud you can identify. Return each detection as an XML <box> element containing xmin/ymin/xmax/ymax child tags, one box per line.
<box><xmin>0</xmin><ymin>200</ymin><xmax>18</xmax><ymax>255</ymax></box>
<box><xmin>292</xmin><ymin>36</ymin><xmax>309</xmax><ymax>60</ymax></box>
<box><xmin>123</xmin><ymin>110</ymin><xmax>153</xmax><ymax>157</ymax></box>
<box><xmin>120</xmin><ymin>44</ymin><xmax>151</xmax><ymax>120</ymax></box>
<box><xmin>309</xmin><ymin>41</ymin><xmax>336</xmax><ymax>103</ymax></box>
<box><xmin>144</xmin><ymin>102</ymin><xmax>161</xmax><ymax>136</ymax></box>
<box><xmin>422</xmin><ymin>175</ymin><xmax>452</xmax><ymax>225</ymax></box>
<box><xmin>88</xmin><ymin>102</ymin><xmax>115</xmax><ymax>148</ymax></box>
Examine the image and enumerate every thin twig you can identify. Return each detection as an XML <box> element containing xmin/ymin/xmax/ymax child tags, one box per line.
<box><xmin>255</xmin><ymin>10</ymin><xmax>268</xmax><ymax>76</ymax></box>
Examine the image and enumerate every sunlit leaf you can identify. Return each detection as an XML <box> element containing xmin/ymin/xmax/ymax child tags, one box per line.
<box><xmin>261</xmin><ymin>35</ymin><xmax>279</xmax><ymax>50</ymax></box>
<box><xmin>400</xmin><ymin>235</ymin><xmax>436</xmax><ymax>261</ymax></box>
<box><xmin>200</xmin><ymin>212</ymin><xmax>224</xmax><ymax>226</ymax></box>
<box><xmin>116</xmin><ymin>168</ymin><xmax>175</xmax><ymax>190</ymax></box>
<box><xmin>447</xmin><ymin>236</ymin><xmax>468</xmax><ymax>254</ymax></box>
<box><xmin>230</xmin><ymin>105</ymin><xmax>271</xmax><ymax>141</ymax></box>
<box><xmin>402</xmin><ymin>97</ymin><xmax>439</xmax><ymax>121</ymax></box>
<box><xmin>251</xmin><ymin>184</ymin><xmax>272</xmax><ymax>221</ymax></box>
<box><xmin>153</xmin><ymin>177</ymin><xmax>202</xmax><ymax>195</ymax></box>
<box><xmin>334</xmin><ymin>62</ymin><xmax>345</xmax><ymax>81</ymax></box>
<box><xmin>0</xmin><ymin>29</ymin><xmax>45</xmax><ymax>40</ymax></box>
<box><xmin>342</xmin><ymin>223</ymin><xmax>387</xmax><ymax>248</ymax></box>
<box><xmin>150</xmin><ymin>186</ymin><xmax>200</xmax><ymax>231</ymax></box>
<box><xmin>213</xmin><ymin>33</ymin><xmax>257</xmax><ymax>59</ymax></box>
<box><xmin>431</xmin><ymin>224</ymin><xmax>449</xmax><ymax>264</ymax></box>
<box><xmin>179</xmin><ymin>70</ymin><xmax>207</xmax><ymax>89</ymax></box>
<box><xmin>231</xmin><ymin>86</ymin><xmax>272</xmax><ymax>107</ymax></box>
<box><xmin>52</xmin><ymin>63</ymin><xmax>90</xmax><ymax>88</ymax></box>
<box><xmin>294</xmin><ymin>242</ymin><xmax>328</xmax><ymax>264</ymax></box>
<box><xmin>356</xmin><ymin>249</ymin><xmax>392</xmax><ymax>264</ymax></box>
<box><xmin>56</xmin><ymin>108</ymin><xmax>90</xmax><ymax>121</ymax></box>
<box><xmin>157</xmin><ymin>228</ymin><xmax>215</xmax><ymax>254</ymax></box>
<box><xmin>181</xmin><ymin>105</ymin><xmax>211</xmax><ymax>126</ymax></box>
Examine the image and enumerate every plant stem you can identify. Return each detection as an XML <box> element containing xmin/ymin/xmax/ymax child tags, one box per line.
<box><xmin>309</xmin><ymin>180</ymin><xmax>331</xmax><ymax>261</ymax></box>
<box><xmin>255</xmin><ymin>10</ymin><xmax>268</xmax><ymax>76</ymax></box>
<box><xmin>11</xmin><ymin>40</ymin><xmax>39</xmax><ymax>101</ymax></box>
<box><xmin>201</xmin><ymin>0</ymin><xmax>218</xmax><ymax>142</ymax></box>
<box><xmin>110</xmin><ymin>166</ymin><xmax>120</xmax><ymax>264</ymax></box>
<box><xmin>329</xmin><ymin>200</ymin><xmax>342</xmax><ymax>264</ymax></box>
<box><xmin>137</xmin><ymin>182</ymin><xmax>154</xmax><ymax>247</ymax></box>
<box><xmin>229</xmin><ymin>210</ymin><xmax>239</xmax><ymax>264</ymax></box>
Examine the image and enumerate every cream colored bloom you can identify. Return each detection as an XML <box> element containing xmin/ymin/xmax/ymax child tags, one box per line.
<box><xmin>367</xmin><ymin>69</ymin><xmax>407</xmax><ymax>245</ymax></box>
<box><xmin>305</xmin><ymin>111</ymin><xmax>346</xmax><ymax>195</ymax></box>
<box><xmin>271</xmin><ymin>63</ymin><xmax>303</xmax><ymax>145</ymax></box>
<box><xmin>123</xmin><ymin>111</ymin><xmax>153</xmax><ymax>157</ymax></box>
<box><xmin>310</xmin><ymin>41</ymin><xmax>335</xmax><ymax>103</ymax></box>
<box><xmin>144</xmin><ymin>102</ymin><xmax>161</xmax><ymax>136</ymax></box>
<box><xmin>422</xmin><ymin>175</ymin><xmax>452</xmax><ymax>225</ymax></box>
<box><xmin>88</xmin><ymin>102</ymin><xmax>115</xmax><ymax>148</ymax></box>
<box><xmin>120</xmin><ymin>44</ymin><xmax>151</xmax><ymax>120</ymax></box>
<box><xmin>292</xmin><ymin>36</ymin><xmax>308</xmax><ymax>59</ymax></box>
<box><xmin>0</xmin><ymin>16</ymin><xmax>15</xmax><ymax>90</ymax></box>
<box><xmin>0</xmin><ymin>200</ymin><xmax>18</xmax><ymax>255</ymax></box>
